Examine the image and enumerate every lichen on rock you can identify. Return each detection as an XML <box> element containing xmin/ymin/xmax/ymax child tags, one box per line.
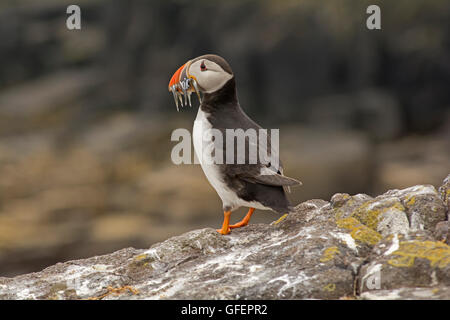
<box><xmin>0</xmin><ymin>176</ymin><xmax>449</xmax><ymax>300</ymax></box>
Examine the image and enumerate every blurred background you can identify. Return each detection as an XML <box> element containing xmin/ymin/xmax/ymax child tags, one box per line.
<box><xmin>0</xmin><ymin>0</ymin><xmax>449</xmax><ymax>276</ymax></box>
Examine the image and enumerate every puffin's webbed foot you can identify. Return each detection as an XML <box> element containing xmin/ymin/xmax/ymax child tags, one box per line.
<box><xmin>217</xmin><ymin>210</ymin><xmax>231</xmax><ymax>235</ymax></box>
<box><xmin>229</xmin><ymin>208</ymin><xmax>255</xmax><ymax>229</ymax></box>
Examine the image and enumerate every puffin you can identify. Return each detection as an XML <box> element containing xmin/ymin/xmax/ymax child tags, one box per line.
<box><xmin>168</xmin><ymin>54</ymin><xmax>302</xmax><ymax>235</ymax></box>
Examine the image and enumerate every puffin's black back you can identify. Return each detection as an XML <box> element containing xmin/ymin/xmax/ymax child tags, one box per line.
<box><xmin>201</xmin><ymin>77</ymin><xmax>293</xmax><ymax>214</ymax></box>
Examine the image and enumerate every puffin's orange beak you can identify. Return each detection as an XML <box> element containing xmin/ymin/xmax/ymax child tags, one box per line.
<box><xmin>168</xmin><ymin>61</ymin><xmax>202</xmax><ymax>111</ymax></box>
<box><xmin>168</xmin><ymin>63</ymin><xmax>187</xmax><ymax>92</ymax></box>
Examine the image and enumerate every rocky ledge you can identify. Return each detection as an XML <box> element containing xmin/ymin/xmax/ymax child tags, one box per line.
<box><xmin>1</xmin><ymin>174</ymin><xmax>449</xmax><ymax>300</ymax></box>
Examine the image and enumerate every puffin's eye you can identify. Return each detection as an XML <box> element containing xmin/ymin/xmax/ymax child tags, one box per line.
<box><xmin>200</xmin><ymin>61</ymin><xmax>207</xmax><ymax>71</ymax></box>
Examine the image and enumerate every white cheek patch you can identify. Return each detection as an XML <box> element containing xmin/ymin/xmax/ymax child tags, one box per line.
<box><xmin>201</xmin><ymin>70</ymin><xmax>233</xmax><ymax>93</ymax></box>
<box><xmin>189</xmin><ymin>61</ymin><xmax>233</xmax><ymax>93</ymax></box>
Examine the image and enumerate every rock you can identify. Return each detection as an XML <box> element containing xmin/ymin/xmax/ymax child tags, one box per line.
<box><xmin>0</xmin><ymin>247</ymin><xmax>140</xmax><ymax>300</ymax></box>
<box><xmin>0</xmin><ymin>200</ymin><xmax>360</xmax><ymax>299</ymax></box>
<box><xmin>434</xmin><ymin>174</ymin><xmax>450</xmax><ymax>244</ymax></box>
<box><xmin>358</xmin><ymin>232</ymin><xmax>450</xmax><ymax>298</ymax></box>
<box><xmin>360</xmin><ymin>286</ymin><xmax>450</xmax><ymax>300</ymax></box>
<box><xmin>439</xmin><ymin>174</ymin><xmax>450</xmax><ymax>214</ymax></box>
<box><xmin>1</xmin><ymin>178</ymin><xmax>449</xmax><ymax>300</ymax></box>
<box><xmin>332</xmin><ymin>184</ymin><xmax>447</xmax><ymax>238</ymax></box>
<box><xmin>383</xmin><ymin>185</ymin><xmax>447</xmax><ymax>232</ymax></box>
<box><xmin>434</xmin><ymin>221</ymin><xmax>449</xmax><ymax>245</ymax></box>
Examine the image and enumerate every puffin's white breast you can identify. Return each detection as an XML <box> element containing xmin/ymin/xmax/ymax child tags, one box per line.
<box><xmin>193</xmin><ymin>108</ymin><xmax>269</xmax><ymax>211</ymax></box>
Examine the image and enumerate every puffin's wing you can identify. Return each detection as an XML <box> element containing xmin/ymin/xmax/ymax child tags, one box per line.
<box><xmin>237</xmin><ymin>165</ymin><xmax>302</xmax><ymax>187</ymax></box>
<box><xmin>277</xmin><ymin>165</ymin><xmax>297</xmax><ymax>193</ymax></box>
<box><xmin>226</xmin><ymin>131</ymin><xmax>302</xmax><ymax>189</ymax></box>
<box><xmin>221</xmin><ymin>105</ymin><xmax>302</xmax><ymax>189</ymax></box>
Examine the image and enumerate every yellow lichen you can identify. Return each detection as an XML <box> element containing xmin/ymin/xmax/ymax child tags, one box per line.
<box><xmin>134</xmin><ymin>254</ymin><xmax>148</xmax><ymax>261</ymax></box>
<box><xmin>349</xmin><ymin>225</ymin><xmax>382</xmax><ymax>245</ymax></box>
<box><xmin>336</xmin><ymin>217</ymin><xmax>360</xmax><ymax>229</ymax></box>
<box><xmin>87</xmin><ymin>286</ymin><xmax>140</xmax><ymax>300</ymax></box>
<box><xmin>272</xmin><ymin>213</ymin><xmax>288</xmax><ymax>225</ymax></box>
<box><xmin>344</xmin><ymin>198</ymin><xmax>355</xmax><ymax>208</ymax></box>
<box><xmin>320</xmin><ymin>246</ymin><xmax>340</xmax><ymax>262</ymax></box>
<box><xmin>350</xmin><ymin>200</ymin><xmax>378</xmax><ymax>229</ymax></box>
<box><xmin>323</xmin><ymin>283</ymin><xmax>336</xmax><ymax>292</ymax></box>
<box><xmin>334</xmin><ymin>198</ymin><xmax>407</xmax><ymax>246</ymax></box>
<box><xmin>336</xmin><ymin>217</ymin><xmax>382</xmax><ymax>245</ymax></box>
<box><xmin>129</xmin><ymin>253</ymin><xmax>154</xmax><ymax>269</ymax></box>
<box><xmin>406</xmin><ymin>196</ymin><xmax>416</xmax><ymax>206</ymax></box>
<box><xmin>334</xmin><ymin>208</ymin><xmax>345</xmax><ymax>220</ymax></box>
<box><xmin>351</xmin><ymin>200</ymin><xmax>405</xmax><ymax>231</ymax></box>
<box><xmin>388</xmin><ymin>240</ymin><xmax>450</xmax><ymax>268</ymax></box>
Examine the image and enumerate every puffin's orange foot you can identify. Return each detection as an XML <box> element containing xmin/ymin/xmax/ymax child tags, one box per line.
<box><xmin>229</xmin><ymin>208</ymin><xmax>255</xmax><ymax>229</ymax></box>
<box><xmin>229</xmin><ymin>220</ymin><xmax>248</xmax><ymax>229</ymax></box>
<box><xmin>217</xmin><ymin>210</ymin><xmax>232</xmax><ymax>235</ymax></box>
<box><xmin>216</xmin><ymin>227</ymin><xmax>231</xmax><ymax>235</ymax></box>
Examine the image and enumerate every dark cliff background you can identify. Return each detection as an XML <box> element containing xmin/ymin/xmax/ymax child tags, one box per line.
<box><xmin>0</xmin><ymin>0</ymin><xmax>449</xmax><ymax>276</ymax></box>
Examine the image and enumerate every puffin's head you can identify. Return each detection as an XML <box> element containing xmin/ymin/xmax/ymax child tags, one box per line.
<box><xmin>168</xmin><ymin>54</ymin><xmax>234</xmax><ymax>110</ymax></box>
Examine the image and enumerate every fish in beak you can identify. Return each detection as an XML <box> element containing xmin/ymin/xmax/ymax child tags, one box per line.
<box><xmin>168</xmin><ymin>61</ymin><xmax>202</xmax><ymax>111</ymax></box>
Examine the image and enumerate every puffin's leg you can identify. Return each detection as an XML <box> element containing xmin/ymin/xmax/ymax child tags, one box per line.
<box><xmin>229</xmin><ymin>208</ymin><xmax>255</xmax><ymax>229</ymax></box>
<box><xmin>217</xmin><ymin>210</ymin><xmax>231</xmax><ymax>235</ymax></box>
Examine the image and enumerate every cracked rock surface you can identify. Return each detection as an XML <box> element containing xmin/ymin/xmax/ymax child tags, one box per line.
<box><xmin>0</xmin><ymin>175</ymin><xmax>449</xmax><ymax>300</ymax></box>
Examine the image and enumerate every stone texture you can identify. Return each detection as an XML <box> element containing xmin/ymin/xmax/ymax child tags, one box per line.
<box><xmin>332</xmin><ymin>184</ymin><xmax>447</xmax><ymax>238</ymax></box>
<box><xmin>358</xmin><ymin>232</ymin><xmax>450</xmax><ymax>295</ymax></box>
<box><xmin>0</xmin><ymin>200</ymin><xmax>360</xmax><ymax>300</ymax></box>
<box><xmin>439</xmin><ymin>174</ymin><xmax>450</xmax><ymax>214</ymax></box>
<box><xmin>360</xmin><ymin>286</ymin><xmax>450</xmax><ymax>300</ymax></box>
<box><xmin>1</xmin><ymin>179</ymin><xmax>449</xmax><ymax>300</ymax></box>
<box><xmin>434</xmin><ymin>221</ymin><xmax>450</xmax><ymax>245</ymax></box>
